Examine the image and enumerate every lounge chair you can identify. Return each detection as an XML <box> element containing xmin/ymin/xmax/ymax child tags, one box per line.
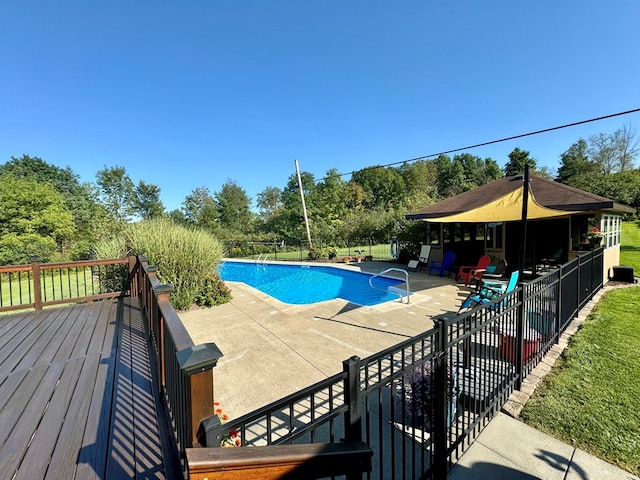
<box><xmin>482</xmin><ymin>258</ymin><xmax>507</xmax><ymax>280</ymax></box>
<box><xmin>456</xmin><ymin>255</ymin><xmax>491</xmax><ymax>287</ymax></box>
<box><xmin>458</xmin><ymin>270</ymin><xmax>519</xmax><ymax>313</ymax></box>
<box><xmin>407</xmin><ymin>245</ymin><xmax>431</xmax><ymax>271</ymax></box>
<box><xmin>428</xmin><ymin>251</ymin><xmax>456</xmax><ymax>277</ymax></box>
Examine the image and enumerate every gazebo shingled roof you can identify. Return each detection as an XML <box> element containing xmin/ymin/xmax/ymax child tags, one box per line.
<box><xmin>406</xmin><ymin>175</ymin><xmax>634</xmax><ymax>221</ymax></box>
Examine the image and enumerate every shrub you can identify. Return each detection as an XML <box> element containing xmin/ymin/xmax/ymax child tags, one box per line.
<box><xmin>403</xmin><ymin>360</ymin><xmax>459</xmax><ymax>425</ymax></box>
<box><xmin>194</xmin><ymin>274</ymin><xmax>232</xmax><ymax>307</ymax></box>
<box><xmin>307</xmin><ymin>245</ymin><xmax>338</xmax><ymax>260</ymax></box>
<box><xmin>93</xmin><ymin>217</ymin><xmax>226</xmax><ymax>310</ymax></box>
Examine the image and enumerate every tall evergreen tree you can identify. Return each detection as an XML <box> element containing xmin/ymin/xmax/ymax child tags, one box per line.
<box><xmin>503</xmin><ymin>148</ymin><xmax>537</xmax><ymax>176</ymax></box>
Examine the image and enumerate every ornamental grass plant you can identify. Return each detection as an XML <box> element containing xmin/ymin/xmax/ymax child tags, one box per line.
<box><xmin>94</xmin><ymin>217</ymin><xmax>228</xmax><ymax>310</ymax></box>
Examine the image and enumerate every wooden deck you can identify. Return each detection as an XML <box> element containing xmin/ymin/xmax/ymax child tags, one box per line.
<box><xmin>0</xmin><ymin>297</ymin><xmax>182</xmax><ymax>479</ymax></box>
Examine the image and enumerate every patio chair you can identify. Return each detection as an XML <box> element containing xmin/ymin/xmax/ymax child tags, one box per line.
<box><xmin>456</xmin><ymin>255</ymin><xmax>491</xmax><ymax>287</ymax></box>
<box><xmin>458</xmin><ymin>270</ymin><xmax>519</xmax><ymax>313</ymax></box>
<box><xmin>428</xmin><ymin>251</ymin><xmax>456</xmax><ymax>277</ymax></box>
<box><xmin>407</xmin><ymin>245</ymin><xmax>431</xmax><ymax>270</ymax></box>
<box><xmin>481</xmin><ymin>258</ymin><xmax>507</xmax><ymax>280</ymax></box>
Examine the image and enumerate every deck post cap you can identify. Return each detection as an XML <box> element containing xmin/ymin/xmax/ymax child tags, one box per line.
<box><xmin>176</xmin><ymin>343</ymin><xmax>224</xmax><ymax>375</ymax></box>
<box><xmin>153</xmin><ymin>283</ymin><xmax>174</xmax><ymax>294</ymax></box>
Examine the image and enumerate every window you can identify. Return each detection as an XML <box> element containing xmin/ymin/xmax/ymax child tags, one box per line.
<box><xmin>600</xmin><ymin>214</ymin><xmax>621</xmax><ymax>248</ymax></box>
<box><xmin>428</xmin><ymin>224</ymin><xmax>440</xmax><ymax>245</ymax></box>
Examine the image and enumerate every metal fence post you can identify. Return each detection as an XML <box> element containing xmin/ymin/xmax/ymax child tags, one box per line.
<box><xmin>555</xmin><ymin>265</ymin><xmax>562</xmax><ymax>343</ymax></box>
<box><xmin>343</xmin><ymin>356</ymin><xmax>362</xmax><ymax>443</ymax></box>
<box><xmin>432</xmin><ymin>316</ymin><xmax>448</xmax><ymax>479</ymax></box>
<box><xmin>515</xmin><ymin>287</ymin><xmax>525</xmax><ymax>390</ymax></box>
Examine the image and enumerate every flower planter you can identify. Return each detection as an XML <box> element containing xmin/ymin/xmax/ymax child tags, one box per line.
<box><xmin>403</xmin><ymin>363</ymin><xmax>459</xmax><ymax>428</ymax></box>
<box><xmin>498</xmin><ymin>326</ymin><xmax>541</xmax><ymax>363</ymax></box>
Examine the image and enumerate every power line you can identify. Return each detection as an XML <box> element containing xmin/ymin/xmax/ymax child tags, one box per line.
<box><xmin>320</xmin><ymin>107</ymin><xmax>640</xmax><ymax>182</ymax></box>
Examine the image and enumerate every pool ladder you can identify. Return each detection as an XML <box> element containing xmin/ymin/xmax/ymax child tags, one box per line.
<box><xmin>369</xmin><ymin>268</ymin><xmax>411</xmax><ymax>304</ymax></box>
<box><xmin>256</xmin><ymin>254</ymin><xmax>269</xmax><ymax>263</ymax></box>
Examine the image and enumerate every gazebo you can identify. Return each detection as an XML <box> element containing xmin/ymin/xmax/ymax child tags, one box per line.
<box><xmin>406</xmin><ymin>174</ymin><xmax>634</xmax><ymax>279</ymax></box>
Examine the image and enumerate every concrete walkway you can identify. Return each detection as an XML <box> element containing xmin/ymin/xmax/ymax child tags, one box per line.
<box><xmin>449</xmin><ymin>412</ymin><xmax>639</xmax><ymax>480</ymax></box>
<box><xmin>453</xmin><ymin>282</ymin><xmax>640</xmax><ymax>480</ymax></box>
<box><xmin>180</xmin><ymin>261</ymin><xmax>639</xmax><ymax>479</ymax></box>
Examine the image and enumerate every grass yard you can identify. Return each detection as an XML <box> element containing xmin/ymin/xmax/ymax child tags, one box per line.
<box><xmin>239</xmin><ymin>242</ymin><xmax>395</xmax><ymax>262</ymax></box>
<box><xmin>521</xmin><ymin>221</ymin><xmax>640</xmax><ymax>475</ymax></box>
<box><xmin>620</xmin><ymin>221</ymin><xmax>640</xmax><ymax>272</ymax></box>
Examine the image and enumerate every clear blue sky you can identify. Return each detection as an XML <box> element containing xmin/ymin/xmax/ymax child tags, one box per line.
<box><xmin>2</xmin><ymin>1</ymin><xmax>639</xmax><ymax>212</ymax></box>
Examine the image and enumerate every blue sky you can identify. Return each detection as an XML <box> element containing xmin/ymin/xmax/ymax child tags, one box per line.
<box><xmin>2</xmin><ymin>1</ymin><xmax>639</xmax><ymax>212</ymax></box>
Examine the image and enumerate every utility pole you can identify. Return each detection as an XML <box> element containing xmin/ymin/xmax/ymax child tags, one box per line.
<box><xmin>295</xmin><ymin>159</ymin><xmax>313</xmax><ymax>249</ymax></box>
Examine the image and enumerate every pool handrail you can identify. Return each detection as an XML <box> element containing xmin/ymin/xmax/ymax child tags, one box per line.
<box><xmin>368</xmin><ymin>268</ymin><xmax>410</xmax><ymax>304</ymax></box>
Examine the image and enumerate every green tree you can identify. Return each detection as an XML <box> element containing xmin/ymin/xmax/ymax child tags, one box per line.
<box><xmin>571</xmin><ymin>170</ymin><xmax>640</xmax><ymax>211</ymax></box>
<box><xmin>351</xmin><ymin>166</ymin><xmax>406</xmax><ymax>209</ymax></box>
<box><xmin>0</xmin><ymin>174</ymin><xmax>75</xmax><ymax>264</ymax></box>
<box><xmin>434</xmin><ymin>154</ymin><xmax>465</xmax><ymax>197</ymax></box>
<box><xmin>307</xmin><ymin>169</ymin><xmax>353</xmax><ymax>242</ymax></box>
<box><xmin>256</xmin><ymin>186</ymin><xmax>283</xmax><ymax>221</ymax></box>
<box><xmin>0</xmin><ymin>154</ymin><xmax>105</xmax><ymax>258</ymax></box>
<box><xmin>275</xmin><ymin>171</ymin><xmax>317</xmax><ymax>241</ymax></box>
<box><xmin>399</xmin><ymin>160</ymin><xmax>438</xmax><ymax>209</ymax></box>
<box><xmin>480</xmin><ymin>157</ymin><xmax>503</xmax><ymax>184</ymax></box>
<box><xmin>556</xmin><ymin>139</ymin><xmax>598</xmax><ymax>184</ymax></box>
<box><xmin>135</xmin><ymin>181</ymin><xmax>165</xmax><ymax>219</ymax></box>
<box><xmin>588</xmin><ymin>126</ymin><xmax>639</xmax><ymax>174</ymax></box>
<box><xmin>95</xmin><ymin>166</ymin><xmax>136</xmax><ymax>223</ymax></box>
<box><xmin>167</xmin><ymin>208</ymin><xmax>187</xmax><ymax>225</ymax></box>
<box><xmin>182</xmin><ymin>186</ymin><xmax>220</xmax><ymax>231</ymax></box>
<box><xmin>215</xmin><ymin>180</ymin><xmax>253</xmax><ymax>233</ymax></box>
<box><xmin>503</xmin><ymin>148</ymin><xmax>538</xmax><ymax>176</ymax></box>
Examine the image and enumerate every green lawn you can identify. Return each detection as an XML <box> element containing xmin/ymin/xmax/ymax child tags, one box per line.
<box><xmin>239</xmin><ymin>242</ymin><xmax>395</xmax><ymax>262</ymax></box>
<box><xmin>620</xmin><ymin>221</ymin><xmax>640</xmax><ymax>272</ymax></box>
<box><xmin>521</xmin><ymin>221</ymin><xmax>640</xmax><ymax>475</ymax></box>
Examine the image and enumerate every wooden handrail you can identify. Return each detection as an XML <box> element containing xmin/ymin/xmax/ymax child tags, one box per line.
<box><xmin>0</xmin><ymin>257</ymin><xmax>131</xmax><ymax>312</ymax></box>
<box><xmin>130</xmin><ymin>256</ymin><xmax>222</xmax><ymax>460</ymax></box>
<box><xmin>186</xmin><ymin>442</ymin><xmax>373</xmax><ymax>480</ymax></box>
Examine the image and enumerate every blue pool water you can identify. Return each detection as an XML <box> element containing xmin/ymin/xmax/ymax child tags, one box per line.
<box><xmin>217</xmin><ymin>261</ymin><xmax>406</xmax><ymax>306</ymax></box>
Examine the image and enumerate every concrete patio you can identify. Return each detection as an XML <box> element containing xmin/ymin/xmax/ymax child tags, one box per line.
<box><xmin>180</xmin><ymin>260</ymin><xmax>465</xmax><ymax>418</ymax></box>
<box><xmin>179</xmin><ymin>261</ymin><xmax>639</xmax><ymax>479</ymax></box>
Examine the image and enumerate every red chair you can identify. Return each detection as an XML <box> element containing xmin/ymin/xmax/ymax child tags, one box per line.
<box><xmin>456</xmin><ymin>255</ymin><xmax>491</xmax><ymax>287</ymax></box>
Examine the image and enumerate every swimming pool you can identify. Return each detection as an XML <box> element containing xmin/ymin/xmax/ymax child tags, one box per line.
<box><xmin>217</xmin><ymin>261</ymin><xmax>407</xmax><ymax>306</ymax></box>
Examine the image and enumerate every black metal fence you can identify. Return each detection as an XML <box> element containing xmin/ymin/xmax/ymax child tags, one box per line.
<box><xmin>223</xmin><ymin>238</ymin><xmax>400</xmax><ymax>262</ymax></box>
<box><xmin>200</xmin><ymin>248</ymin><xmax>604</xmax><ymax>479</ymax></box>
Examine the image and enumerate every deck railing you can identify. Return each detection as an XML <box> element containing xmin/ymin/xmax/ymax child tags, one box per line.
<box><xmin>0</xmin><ymin>257</ymin><xmax>130</xmax><ymax>312</ymax></box>
<box><xmin>192</xmin><ymin>247</ymin><xmax>604</xmax><ymax>479</ymax></box>
<box><xmin>0</xmin><ymin>255</ymin><xmax>225</xmax><ymax>476</ymax></box>
<box><xmin>129</xmin><ymin>256</ymin><xmax>223</xmax><ymax>473</ymax></box>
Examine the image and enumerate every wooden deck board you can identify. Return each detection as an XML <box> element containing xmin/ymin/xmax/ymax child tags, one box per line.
<box><xmin>10</xmin><ymin>356</ymin><xmax>84</xmax><ymax>480</ymax></box>
<box><xmin>0</xmin><ymin>360</ymin><xmax>66</xmax><ymax>477</ymax></box>
<box><xmin>0</xmin><ymin>298</ymin><xmax>178</xmax><ymax>479</ymax></box>
<box><xmin>0</xmin><ymin>310</ymin><xmax>52</xmax><ymax>366</ymax></box>
<box><xmin>47</xmin><ymin>351</ymin><xmax>103</xmax><ymax>480</ymax></box>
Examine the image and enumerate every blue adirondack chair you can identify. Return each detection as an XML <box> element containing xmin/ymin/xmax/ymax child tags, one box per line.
<box><xmin>458</xmin><ymin>270</ymin><xmax>519</xmax><ymax>313</ymax></box>
<box><xmin>428</xmin><ymin>251</ymin><xmax>456</xmax><ymax>277</ymax></box>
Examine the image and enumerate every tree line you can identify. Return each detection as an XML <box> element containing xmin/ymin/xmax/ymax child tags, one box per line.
<box><xmin>1</xmin><ymin>125</ymin><xmax>638</xmax><ymax>265</ymax></box>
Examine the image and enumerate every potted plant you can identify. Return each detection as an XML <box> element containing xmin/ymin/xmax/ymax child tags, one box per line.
<box><xmin>586</xmin><ymin>227</ymin><xmax>605</xmax><ymax>246</ymax></box>
<box><xmin>403</xmin><ymin>360</ymin><xmax>459</xmax><ymax>428</ymax></box>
